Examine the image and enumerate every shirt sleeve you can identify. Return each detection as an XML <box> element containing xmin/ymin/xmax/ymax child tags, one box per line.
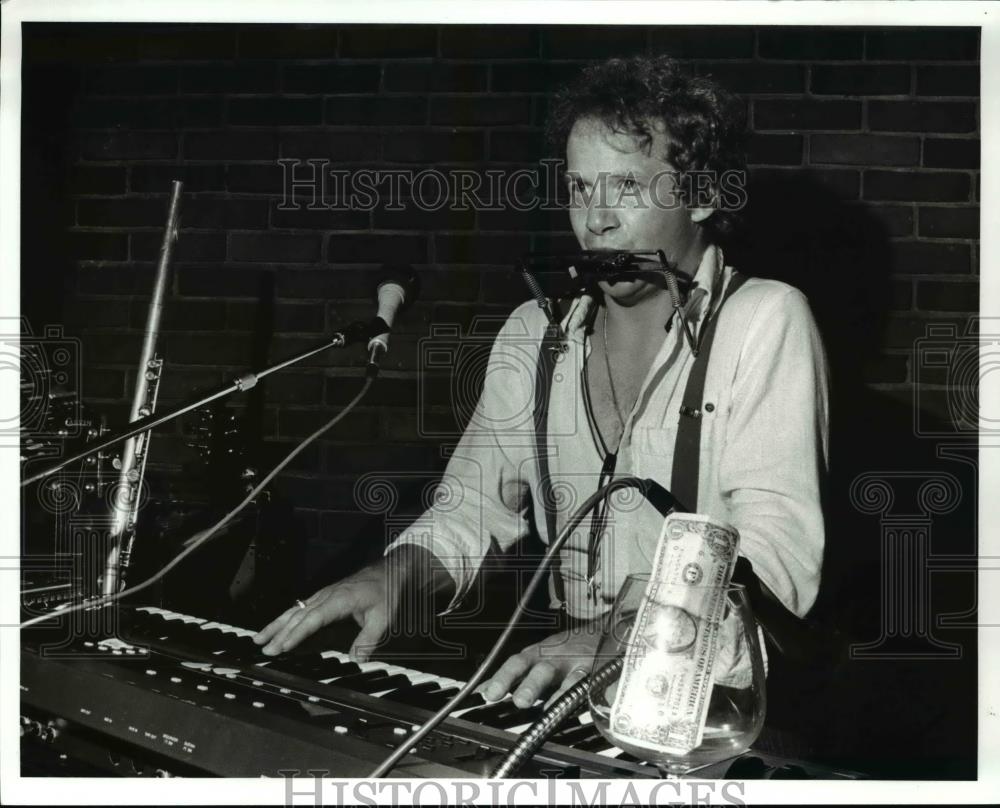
<box><xmin>384</xmin><ymin>305</ymin><xmax>541</xmax><ymax>615</ymax></box>
<box><xmin>719</xmin><ymin>286</ymin><xmax>830</xmax><ymax>618</ymax></box>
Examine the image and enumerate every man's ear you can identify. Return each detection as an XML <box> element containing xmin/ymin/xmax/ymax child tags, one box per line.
<box><xmin>689</xmin><ymin>206</ymin><xmax>715</xmax><ymax>224</ymax></box>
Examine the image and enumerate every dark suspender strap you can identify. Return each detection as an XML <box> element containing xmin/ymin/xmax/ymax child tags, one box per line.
<box><xmin>671</xmin><ymin>271</ymin><xmax>750</xmax><ymax>512</ymax></box>
<box><xmin>666</xmin><ymin>272</ymin><xmax>834</xmax><ymax>660</ymax></box>
<box><xmin>533</xmin><ymin>321</ymin><xmax>567</xmax><ymax>609</ymax></box>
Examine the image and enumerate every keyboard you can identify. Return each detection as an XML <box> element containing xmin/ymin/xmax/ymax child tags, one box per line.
<box><xmin>20</xmin><ymin>605</ymin><xmax>655</xmax><ymax>778</ymax></box>
<box><xmin>20</xmin><ymin>605</ymin><xmax>865</xmax><ymax>779</ymax></box>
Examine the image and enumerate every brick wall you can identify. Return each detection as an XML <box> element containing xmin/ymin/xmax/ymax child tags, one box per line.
<box><xmin>21</xmin><ymin>23</ymin><xmax>980</xmax><ymax>573</ymax></box>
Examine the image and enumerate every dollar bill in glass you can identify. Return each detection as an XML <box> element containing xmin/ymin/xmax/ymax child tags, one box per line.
<box><xmin>609</xmin><ymin>513</ymin><xmax>740</xmax><ymax>755</ymax></box>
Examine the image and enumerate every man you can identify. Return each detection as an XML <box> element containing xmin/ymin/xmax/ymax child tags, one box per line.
<box><xmin>254</xmin><ymin>55</ymin><xmax>829</xmax><ymax>713</ymax></box>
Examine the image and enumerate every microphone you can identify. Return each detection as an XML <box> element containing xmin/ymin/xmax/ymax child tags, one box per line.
<box><xmin>366</xmin><ymin>265</ymin><xmax>420</xmax><ymax>377</ymax></box>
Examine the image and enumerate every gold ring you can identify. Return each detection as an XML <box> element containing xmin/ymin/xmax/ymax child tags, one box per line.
<box><xmin>295</xmin><ymin>599</ymin><xmax>307</xmax><ymax>610</ymax></box>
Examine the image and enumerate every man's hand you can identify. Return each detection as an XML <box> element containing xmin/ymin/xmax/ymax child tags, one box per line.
<box><xmin>477</xmin><ymin>621</ymin><xmax>603</xmax><ymax>710</ymax></box>
<box><xmin>252</xmin><ymin>560</ymin><xmax>393</xmax><ymax>660</ymax></box>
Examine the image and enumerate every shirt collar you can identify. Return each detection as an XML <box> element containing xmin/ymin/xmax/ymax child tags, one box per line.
<box><xmin>684</xmin><ymin>243</ymin><xmax>728</xmax><ymax>337</ymax></box>
<box><xmin>560</xmin><ymin>244</ymin><xmax>728</xmax><ymax>343</ymax></box>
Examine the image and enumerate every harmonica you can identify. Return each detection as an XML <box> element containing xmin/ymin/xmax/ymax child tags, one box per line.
<box><xmin>519</xmin><ymin>250</ymin><xmax>694</xmax><ymax>291</ymax></box>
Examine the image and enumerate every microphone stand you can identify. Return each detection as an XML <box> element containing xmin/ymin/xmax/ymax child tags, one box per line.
<box><xmin>21</xmin><ymin>321</ymin><xmax>375</xmax><ymax>488</ymax></box>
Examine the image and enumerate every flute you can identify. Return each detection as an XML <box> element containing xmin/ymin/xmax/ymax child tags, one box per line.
<box><xmin>100</xmin><ymin>181</ymin><xmax>183</xmax><ymax>596</ymax></box>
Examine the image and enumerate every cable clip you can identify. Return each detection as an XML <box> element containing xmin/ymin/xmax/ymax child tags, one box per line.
<box><xmin>586</xmin><ymin>576</ymin><xmax>601</xmax><ymax>604</ymax></box>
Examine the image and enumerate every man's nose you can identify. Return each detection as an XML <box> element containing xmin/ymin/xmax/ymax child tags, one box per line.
<box><xmin>586</xmin><ymin>201</ymin><xmax>619</xmax><ymax>236</ymax></box>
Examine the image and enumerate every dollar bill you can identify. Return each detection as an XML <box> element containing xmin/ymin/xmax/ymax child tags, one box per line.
<box><xmin>609</xmin><ymin>513</ymin><xmax>739</xmax><ymax>755</ymax></box>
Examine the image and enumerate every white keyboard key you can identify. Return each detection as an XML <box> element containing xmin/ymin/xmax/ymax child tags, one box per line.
<box><xmin>382</xmin><ymin>665</ymin><xmax>409</xmax><ymax>677</ymax></box>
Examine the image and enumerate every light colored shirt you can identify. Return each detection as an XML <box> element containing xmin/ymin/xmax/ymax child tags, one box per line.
<box><xmin>386</xmin><ymin>244</ymin><xmax>829</xmax><ymax>621</ymax></box>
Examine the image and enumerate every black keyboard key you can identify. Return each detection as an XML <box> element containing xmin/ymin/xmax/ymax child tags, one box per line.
<box><xmin>491</xmin><ymin>704</ymin><xmax>545</xmax><ymax>730</ymax></box>
<box><xmin>264</xmin><ymin>653</ymin><xmax>326</xmax><ymax>676</ymax></box>
<box><xmin>314</xmin><ymin>658</ymin><xmax>362</xmax><ymax>679</ymax></box>
<box><xmin>768</xmin><ymin>764</ymin><xmax>811</xmax><ymax>780</ymax></box>
<box><xmin>330</xmin><ymin>669</ymin><xmax>388</xmax><ymax>684</ymax></box>
<box><xmin>457</xmin><ymin>701</ymin><xmax>517</xmax><ymax>725</ymax></box>
<box><xmin>549</xmin><ymin>724</ymin><xmax>598</xmax><ymax>747</ymax></box>
<box><xmin>118</xmin><ymin>618</ymin><xmax>159</xmax><ymax>644</ymax></box>
<box><xmin>381</xmin><ymin>681</ymin><xmax>442</xmax><ymax>706</ymax></box>
<box><xmin>573</xmin><ymin>733</ymin><xmax>613</xmax><ymax>753</ymax></box>
<box><xmin>725</xmin><ymin>755</ymin><xmax>769</xmax><ymax>779</ymax></box>
<box><xmin>362</xmin><ymin>673</ymin><xmax>412</xmax><ymax>694</ymax></box>
<box><xmin>201</xmin><ymin>629</ymin><xmax>247</xmax><ymax>655</ymax></box>
<box><xmin>328</xmin><ymin>670</ymin><xmax>405</xmax><ymax>694</ymax></box>
<box><xmin>417</xmin><ymin>687</ymin><xmax>483</xmax><ymax>714</ymax></box>
<box><xmin>401</xmin><ymin>687</ymin><xmax>457</xmax><ymax>712</ymax></box>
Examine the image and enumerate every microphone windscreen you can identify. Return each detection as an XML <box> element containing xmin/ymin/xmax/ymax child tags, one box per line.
<box><xmin>370</xmin><ymin>265</ymin><xmax>419</xmax><ymax>352</ymax></box>
<box><xmin>375</xmin><ymin>284</ymin><xmax>406</xmax><ymax>328</ymax></box>
<box><xmin>375</xmin><ymin>264</ymin><xmax>420</xmax><ymax>314</ymax></box>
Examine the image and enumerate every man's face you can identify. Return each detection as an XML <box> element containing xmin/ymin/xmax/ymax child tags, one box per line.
<box><xmin>565</xmin><ymin>116</ymin><xmax>712</xmax><ymax>306</ymax></box>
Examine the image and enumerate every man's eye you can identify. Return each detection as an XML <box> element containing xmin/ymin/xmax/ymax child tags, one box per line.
<box><xmin>621</xmin><ymin>178</ymin><xmax>638</xmax><ymax>191</ymax></box>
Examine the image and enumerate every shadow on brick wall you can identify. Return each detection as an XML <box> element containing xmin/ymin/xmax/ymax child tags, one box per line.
<box><xmin>732</xmin><ymin>174</ymin><xmax>977</xmax><ymax>778</ymax></box>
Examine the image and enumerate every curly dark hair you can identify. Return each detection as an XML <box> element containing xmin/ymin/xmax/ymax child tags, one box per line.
<box><xmin>546</xmin><ymin>55</ymin><xmax>748</xmax><ymax>245</ymax></box>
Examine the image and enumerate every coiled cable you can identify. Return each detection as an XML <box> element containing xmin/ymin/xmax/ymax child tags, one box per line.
<box><xmin>520</xmin><ymin>264</ymin><xmax>558</xmax><ymax>325</ymax></box>
<box><xmin>663</xmin><ymin>269</ymin><xmax>698</xmax><ymax>355</ymax></box>
<box><xmin>490</xmin><ymin>656</ymin><xmax>624</xmax><ymax>778</ymax></box>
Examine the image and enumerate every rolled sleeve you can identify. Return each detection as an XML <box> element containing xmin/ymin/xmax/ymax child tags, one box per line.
<box><xmin>385</xmin><ymin>304</ymin><xmax>542</xmax><ymax>615</ymax></box>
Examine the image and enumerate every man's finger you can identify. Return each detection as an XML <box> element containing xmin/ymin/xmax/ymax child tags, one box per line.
<box><xmin>260</xmin><ymin>607</ymin><xmax>312</xmax><ymax>655</ymax></box>
<box><xmin>349</xmin><ymin>610</ymin><xmax>388</xmax><ymax>662</ymax></box>
<box><xmin>511</xmin><ymin>661</ymin><xmax>557</xmax><ymax>709</ymax></box>
<box><xmin>263</xmin><ymin>594</ymin><xmax>354</xmax><ymax>655</ymax></box>
<box><xmin>254</xmin><ymin>587</ymin><xmax>335</xmax><ymax>646</ymax></box>
<box><xmin>478</xmin><ymin>654</ymin><xmax>532</xmax><ymax>702</ymax></box>
<box><xmin>543</xmin><ymin>666</ymin><xmax>590</xmax><ymax>710</ymax></box>
<box><xmin>266</xmin><ymin>608</ymin><xmax>330</xmax><ymax>655</ymax></box>
<box><xmin>253</xmin><ymin>607</ymin><xmax>298</xmax><ymax>645</ymax></box>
